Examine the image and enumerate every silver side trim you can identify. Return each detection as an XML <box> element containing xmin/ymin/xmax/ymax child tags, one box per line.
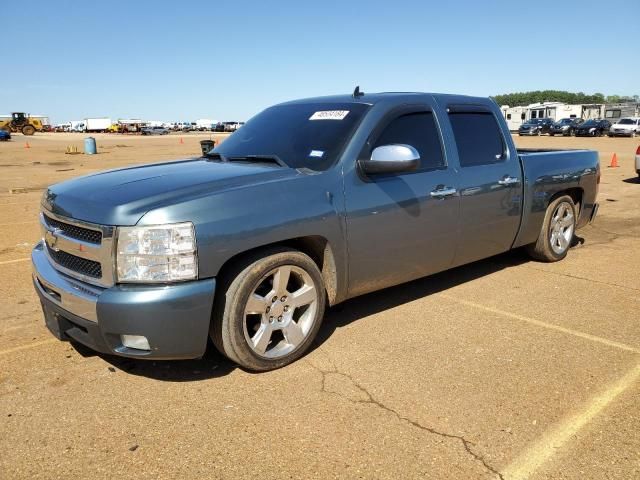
<box><xmin>32</xmin><ymin>241</ymin><xmax>102</xmax><ymax>322</ymax></box>
<box><xmin>40</xmin><ymin>210</ymin><xmax>116</xmax><ymax>287</ymax></box>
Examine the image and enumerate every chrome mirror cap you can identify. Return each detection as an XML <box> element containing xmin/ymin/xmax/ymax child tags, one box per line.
<box><xmin>359</xmin><ymin>144</ymin><xmax>420</xmax><ymax>175</ymax></box>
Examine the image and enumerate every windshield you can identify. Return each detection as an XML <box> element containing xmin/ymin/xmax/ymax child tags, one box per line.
<box><xmin>213</xmin><ymin>102</ymin><xmax>370</xmax><ymax>170</ymax></box>
<box><xmin>556</xmin><ymin>118</ymin><xmax>573</xmax><ymax>125</ymax></box>
<box><xmin>618</xmin><ymin>118</ymin><xmax>636</xmax><ymax>125</ymax></box>
<box><xmin>526</xmin><ymin>119</ymin><xmax>542</xmax><ymax>124</ymax></box>
<box><xmin>582</xmin><ymin>120</ymin><xmax>597</xmax><ymax>126</ymax></box>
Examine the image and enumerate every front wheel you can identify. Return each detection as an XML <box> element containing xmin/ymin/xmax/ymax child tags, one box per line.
<box><xmin>22</xmin><ymin>125</ymin><xmax>35</xmax><ymax>136</ymax></box>
<box><xmin>526</xmin><ymin>195</ymin><xmax>576</xmax><ymax>262</ymax></box>
<box><xmin>211</xmin><ymin>248</ymin><xmax>326</xmax><ymax>371</ymax></box>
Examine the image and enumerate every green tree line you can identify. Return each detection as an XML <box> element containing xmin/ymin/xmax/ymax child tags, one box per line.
<box><xmin>492</xmin><ymin>91</ymin><xmax>639</xmax><ymax>107</ymax></box>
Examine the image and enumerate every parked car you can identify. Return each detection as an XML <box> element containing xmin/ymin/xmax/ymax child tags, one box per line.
<box><xmin>0</xmin><ymin>129</ymin><xmax>11</xmax><ymax>141</ymax></box>
<box><xmin>213</xmin><ymin>122</ymin><xmax>226</xmax><ymax>132</ymax></box>
<box><xmin>141</xmin><ymin>126</ymin><xmax>170</xmax><ymax>135</ymax></box>
<box><xmin>636</xmin><ymin>145</ymin><xmax>640</xmax><ymax>178</ymax></box>
<box><xmin>32</xmin><ymin>91</ymin><xmax>600</xmax><ymax>371</ymax></box>
<box><xmin>518</xmin><ymin>118</ymin><xmax>554</xmax><ymax>136</ymax></box>
<box><xmin>608</xmin><ymin>117</ymin><xmax>640</xmax><ymax>138</ymax></box>
<box><xmin>223</xmin><ymin>121</ymin><xmax>242</xmax><ymax>132</ymax></box>
<box><xmin>575</xmin><ymin>119</ymin><xmax>611</xmax><ymax>137</ymax></box>
<box><xmin>549</xmin><ymin>118</ymin><xmax>584</xmax><ymax>136</ymax></box>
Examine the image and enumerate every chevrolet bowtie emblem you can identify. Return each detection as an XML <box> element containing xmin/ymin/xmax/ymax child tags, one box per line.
<box><xmin>45</xmin><ymin>227</ymin><xmax>63</xmax><ymax>252</ymax></box>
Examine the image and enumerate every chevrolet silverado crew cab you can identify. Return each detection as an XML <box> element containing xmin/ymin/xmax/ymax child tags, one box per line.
<box><xmin>32</xmin><ymin>91</ymin><xmax>600</xmax><ymax>371</ymax></box>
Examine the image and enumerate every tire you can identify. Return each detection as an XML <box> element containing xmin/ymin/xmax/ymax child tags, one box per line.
<box><xmin>22</xmin><ymin>125</ymin><xmax>35</xmax><ymax>136</ymax></box>
<box><xmin>526</xmin><ymin>195</ymin><xmax>576</xmax><ymax>262</ymax></box>
<box><xmin>632</xmin><ymin>130</ymin><xmax>637</xmax><ymax>138</ymax></box>
<box><xmin>550</xmin><ymin>133</ymin><xmax>555</xmax><ymax>137</ymax></box>
<box><xmin>536</xmin><ymin>129</ymin><xmax>541</xmax><ymax>136</ymax></box>
<box><xmin>211</xmin><ymin>247</ymin><xmax>326</xmax><ymax>371</ymax></box>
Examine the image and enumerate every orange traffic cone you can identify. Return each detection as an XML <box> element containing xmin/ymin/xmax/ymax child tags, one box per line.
<box><xmin>24</xmin><ymin>142</ymin><xmax>30</xmax><ymax>149</ymax></box>
<box><xmin>179</xmin><ymin>137</ymin><xmax>184</xmax><ymax>144</ymax></box>
<box><xmin>609</xmin><ymin>152</ymin><xmax>619</xmax><ymax>168</ymax></box>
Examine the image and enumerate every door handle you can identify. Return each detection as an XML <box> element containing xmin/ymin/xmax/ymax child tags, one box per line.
<box><xmin>498</xmin><ymin>176</ymin><xmax>519</xmax><ymax>186</ymax></box>
<box><xmin>430</xmin><ymin>187</ymin><xmax>457</xmax><ymax>198</ymax></box>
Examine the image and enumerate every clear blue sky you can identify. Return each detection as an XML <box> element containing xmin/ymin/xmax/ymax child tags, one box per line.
<box><xmin>3</xmin><ymin>0</ymin><xmax>638</xmax><ymax>123</ymax></box>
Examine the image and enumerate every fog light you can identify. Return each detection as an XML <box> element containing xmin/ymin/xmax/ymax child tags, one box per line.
<box><xmin>121</xmin><ymin>335</ymin><xmax>151</xmax><ymax>351</ymax></box>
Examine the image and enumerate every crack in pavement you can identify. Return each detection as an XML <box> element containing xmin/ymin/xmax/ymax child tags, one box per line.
<box><xmin>307</xmin><ymin>352</ymin><xmax>504</xmax><ymax>480</ymax></box>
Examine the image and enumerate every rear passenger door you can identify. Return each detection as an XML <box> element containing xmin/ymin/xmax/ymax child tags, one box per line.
<box><xmin>446</xmin><ymin>105</ymin><xmax>522</xmax><ymax>267</ymax></box>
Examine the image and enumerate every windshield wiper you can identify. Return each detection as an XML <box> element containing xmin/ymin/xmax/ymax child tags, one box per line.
<box><xmin>227</xmin><ymin>155</ymin><xmax>285</xmax><ymax>167</ymax></box>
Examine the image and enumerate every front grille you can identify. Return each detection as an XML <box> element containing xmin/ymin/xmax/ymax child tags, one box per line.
<box><xmin>43</xmin><ymin>214</ymin><xmax>102</xmax><ymax>244</ymax></box>
<box><xmin>47</xmin><ymin>245</ymin><xmax>102</xmax><ymax>278</ymax></box>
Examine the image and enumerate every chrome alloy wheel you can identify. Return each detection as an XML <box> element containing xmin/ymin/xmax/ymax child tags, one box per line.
<box><xmin>242</xmin><ymin>265</ymin><xmax>319</xmax><ymax>358</ymax></box>
<box><xmin>549</xmin><ymin>201</ymin><xmax>575</xmax><ymax>255</ymax></box>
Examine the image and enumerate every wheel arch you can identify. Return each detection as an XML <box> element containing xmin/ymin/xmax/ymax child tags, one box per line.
<box><xmin>214</xmin><ymin>235</ymin><xmax>341</xmax><ymax>306</ymax></box>
<box><xmin>548</xmin><ymin>187</ymin><xmax>583</xmax><ymax>216</ymax></box>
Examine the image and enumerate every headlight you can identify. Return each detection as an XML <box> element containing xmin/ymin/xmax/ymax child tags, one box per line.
<box><xmin>116</xmin><ymin>222</ymin><xmax>197</xmax><ymax>282</ymax></box>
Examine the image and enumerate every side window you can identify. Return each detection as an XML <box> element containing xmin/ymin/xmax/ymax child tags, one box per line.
<box><xmin>448</xmin><ymin>112</ymin><xmax>505</xmax><ymax>168</ymax></box>
<box><xmin>506</xmin><ymin>113</ymin><xmax>512</xmax><ymax>120</ymax></box>
<box><xmin>373</xmin><ymin>112</ymin><xmax>445</xmax><ymax>170</ymax></box>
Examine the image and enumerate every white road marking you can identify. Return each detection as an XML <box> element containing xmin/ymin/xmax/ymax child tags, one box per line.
<box><xmin>440</xmin><ymin>294</ymin><xmax>640</xmax><ymax>354</ymax></box>
<box><xmin>503</xmin><ymin>362</ymin><xmax>640</xmax><ymax>480</ymax></box>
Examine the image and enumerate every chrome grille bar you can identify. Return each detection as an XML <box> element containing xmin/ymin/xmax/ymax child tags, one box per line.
<box><xmin>39</xmin><ymin>210</ymin><xmax>116</xmax><ymax>287</ymax></box>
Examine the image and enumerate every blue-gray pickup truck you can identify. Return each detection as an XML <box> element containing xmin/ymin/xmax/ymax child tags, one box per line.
<box><xmin>32</xmin><ymin>91</ymin><xmax>600</xmax><ymax>371</ymax></box>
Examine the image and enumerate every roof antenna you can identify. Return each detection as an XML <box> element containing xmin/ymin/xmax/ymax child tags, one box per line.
<box><xmin>352</xmin><ymin>85</ymin><xmax>364</xmax><ymax>98</ymax></box>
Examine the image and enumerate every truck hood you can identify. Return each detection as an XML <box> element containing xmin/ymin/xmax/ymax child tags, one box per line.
<box><xmin>43</xmin><ymin>158</ymin><xmax>301</xmax><ymax>225</ymax></box>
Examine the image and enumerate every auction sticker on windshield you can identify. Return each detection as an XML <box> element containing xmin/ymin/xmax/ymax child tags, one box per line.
<box><xmin>309</xmin><ymin>110</ymin><xmax>350</xmax><ymax>121</ymax></box>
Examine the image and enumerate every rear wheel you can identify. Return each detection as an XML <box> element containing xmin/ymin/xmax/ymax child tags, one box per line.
<box><xmin>22</xmin><ymin>125</ymin><xmax>35</xmax><ymax>136</ymax></box>
<box><xmin>526</xmin><ymin>195</ymin><xmax>576</xmax><ymax>262</ymax></box>
<box><xmin>211</xmin><ymin>248</ymin><xmax>326</xmax><ymax>371</ymax></box>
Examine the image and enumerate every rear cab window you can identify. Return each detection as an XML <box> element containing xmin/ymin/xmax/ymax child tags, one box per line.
<box><xmin>448</xmin><ymin>108</ymin><xmax>506</xmax><ymax>167</ymax></box>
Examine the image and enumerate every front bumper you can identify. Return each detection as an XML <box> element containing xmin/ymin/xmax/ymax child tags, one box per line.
<box><xmin>32</xmin><ymin>241</ymin><xmax>216</xmax><ymax>359</ymax></box>
<box><xmin>519</xmin><ymin>130</ymin><xmax>539</xmax><ymax>136</ymax></box>
<box><xmin>608</xmin><ymin>131</ymin><xmax>634</xmax><ymax>137</ymax></box>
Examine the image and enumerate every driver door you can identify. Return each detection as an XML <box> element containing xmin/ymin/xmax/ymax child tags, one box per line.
<box><xmin>344</xmin><ymin>105</ymin><xmax>460</xmax><ymax>298</ymax></box>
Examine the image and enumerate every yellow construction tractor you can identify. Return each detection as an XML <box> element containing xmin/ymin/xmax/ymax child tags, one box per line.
<box><xmin>0</xmin><ymin>112</ymin><xmax>43</xmax><ymax>136</ymax></box>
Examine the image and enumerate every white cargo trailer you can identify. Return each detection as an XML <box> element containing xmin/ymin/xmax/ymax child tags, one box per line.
<box><xmin>84</xmin><ymin>117</ymin><xmax>112</xmax><ymax>132</ymax></box>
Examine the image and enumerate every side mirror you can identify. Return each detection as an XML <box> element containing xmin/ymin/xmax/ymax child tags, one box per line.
<box><xmin>358</xmin><ymin>144</ymin><xmax>420</xmax><ymax>175</ymax></box>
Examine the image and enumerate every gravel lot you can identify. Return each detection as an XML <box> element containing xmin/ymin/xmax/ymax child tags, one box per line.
<box><xmin>1</xmin><ymin>132</ymin><xmax>639</xmax><ymax>479</ymax></box>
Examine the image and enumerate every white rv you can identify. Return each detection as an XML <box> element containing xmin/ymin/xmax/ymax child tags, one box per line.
<box><xmin>501</xmin><ymin>106</ymin><xmax>527</xmax><ymax>131</ymax></box>
<box><xmin>604</xmin><ymin>103</ymin><xmax>640</xmax><ymax>123</ymax></box>
<box><xmin>526</xmin><ymin>102</ymin><xmax>583</xmax><ymax>121</ymax></box>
